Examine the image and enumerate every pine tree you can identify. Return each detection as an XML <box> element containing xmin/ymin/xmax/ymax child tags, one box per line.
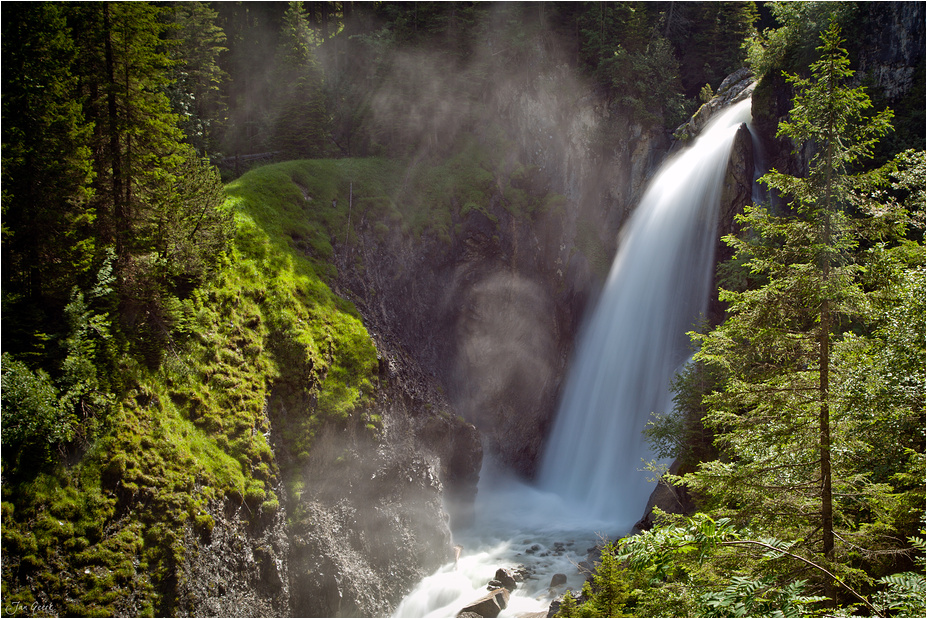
<box><xmin>164</xmin><ymin>1</ymin><xmax>229</xmax><ymax>156</ymax></box>
<box><xmin>1</xmin><ymin>2</ymin><xmax>95</xmax><ymax>358</ymax></box>
<box><xmin>63</xmin><ymin>2</ymin><xmax>233</xmax><ymax>363</ymax></box>
<box><xmin>271</xmin><ymin>1</ymin><xmax>328</xmax><ymax>158</ymax></box>
<box><xmin>681</xmin><ymin>21</ymin><xmax>909</xmax><ymax>600</ymax></box>
<box><xmin>555</xmin><ymin>542</ymin><xmax>630</xmax><ymax>617</ymax></box>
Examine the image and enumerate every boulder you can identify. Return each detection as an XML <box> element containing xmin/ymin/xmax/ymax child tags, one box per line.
<box><xmin>457</xmin><ymin>588</ymin><xmax>509</xmax><ymax>618</ymax></box>
<box><xmin>494</xmin><ymin>567</ymin><xmax>518</xmax><ymax>592</ymax></box>
<box><xmin>549</xmin><ymin>573</ymin><xmax>567</xmax><ymax>589</ymax></box>
<box><xmin>635</xmin><ymin>459</ymin><xmax>696</xmax><ymax>532</ymax></box>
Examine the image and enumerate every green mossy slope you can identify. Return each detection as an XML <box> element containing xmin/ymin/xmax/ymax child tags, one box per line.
<box><xmin>1</xmin><ymin>160</ymin><xmax>384</xmax><ymax>616</ymax></box>
<box><xmin>2</xmin><ymin>153</ymin><xmax>564</xmax><ymax>615</ymax></box>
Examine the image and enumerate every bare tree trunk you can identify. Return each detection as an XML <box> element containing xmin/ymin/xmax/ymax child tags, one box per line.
<box><xmin>103</xmin><ymin>2</ymin><xmax>124</xmax><ymax>258</ymax></box>
<box><xmin>819</xmin><ymin>68</ymin><xmax>836</xmax><ymax>603</ymax></box>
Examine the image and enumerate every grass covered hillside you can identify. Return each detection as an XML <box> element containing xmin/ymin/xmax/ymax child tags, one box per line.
<box><xmin>0</xmin><ymin>160</ymin><xmax>395</xmax><ymax>615</ymax></box>
<box><xmin>2</xmin><ymin>150</ymin><xmax>559</xmax><ymax>615</ymax></box>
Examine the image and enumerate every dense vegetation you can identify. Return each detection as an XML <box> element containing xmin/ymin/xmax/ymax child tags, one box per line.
<box><xmin>556</xmin><ymin>10</ymin><xmax>925</xmax><ymax>619</ymax></box>
<box><xmin>1</xmin><ymin>1</ymin><xmax>922</xmax><ymax>617</ymax></box>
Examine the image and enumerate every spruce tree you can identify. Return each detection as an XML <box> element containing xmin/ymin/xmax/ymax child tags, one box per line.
<box><xmin>65</xmin><ymin>2</ymin><xmax>232</xmax><ymax>362</ymax></box>
<box><xmin>164</xmin><ymin>1</ymin><xmax>229</xmax><ymax>156</ymax></box>
<box><xmin>271</xmin><ymin>0</ymin><xmax>328</xmax><ymax>158</ymax></box>
<box><xmin>1</xmin><ymin>2</ymin><xmax>95</xmax><ymax>356</ymax></box>
<box><xmin>682</xmin><ymin>21</ymin><xmax>901</xmax><ymax>598</ymax></box>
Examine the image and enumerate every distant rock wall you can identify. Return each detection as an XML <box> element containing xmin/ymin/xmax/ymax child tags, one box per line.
<box><xmin>335</xmin><ymin>56</ymin><xmax>672</xmax><ymax>480</ymax></box>
<box><xmin>857</xmin><ymin>1</ymin><xmax>925</xmax><ymax>103</ymax></box>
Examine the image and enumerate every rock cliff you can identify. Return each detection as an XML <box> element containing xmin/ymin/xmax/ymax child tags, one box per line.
<box><xmin>334</xmin><ymin>59</ymin><xmax>671</xmax><ymax>480</ymax></box>
<box><xmin>171</xmin><ymin>339</ymin><xmax>481</xmax><ymax>617</ymax></box>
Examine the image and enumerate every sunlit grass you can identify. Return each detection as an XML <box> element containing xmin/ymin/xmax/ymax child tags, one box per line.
<box><xmin>1</xmin><ymin>152</ymin><xmax>570</xmax><ymax>615</ymax></box>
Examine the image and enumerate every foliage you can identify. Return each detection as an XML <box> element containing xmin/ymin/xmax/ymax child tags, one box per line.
<box><xmin>163</xmin><ymin>1</ymin><xmax>228</xmax><ymax>156</ymax></box>
<box><xmin>682</xmin><ymin>22</ymin><xmax>909</xmax><ymax>572</ymax></box>
<box><xmin>873</xmin><ymin>533</ymin><xmax>927</xmax><ymax>618</ymax></box>
<box><xmin>577</xmin><ymin>3</ymin><xmax>687</xmax><ymax>127</ymax></box>
<box><xmin>0</xmin><ymin>155</ymin><xmax>385</xmax><ymax>614</ymax></box>
<box><xmin>645</xmin><ymin>356</ymin><xmax>721</xmax><ymax>470</ymax></box>
<box><xmin>612</xmin><ymin>513</ymin><xmax>909</xmax><ymax>617</ymax></box>
<box><xmin>1</xmin><ymin>2</ymin><xmax>96</xmax><ymax>364</ymax></box>
<box><xmin>271</xmin><ymin>1</ymin><xmax>328</xmax><ymax>158</ymax></box>
<box><xmin>1</xmin><ymin>3</ymin><xmax>922</xmax><ymax>616</ymax></box>
<box><xmin>638</xmin><ymin>20</ymin><xmax>925</xmax><ymax>617</ymax></box>
<box><xmin>1</xmin><ymin>355</ymin><xmax>72</xmax><ymax>462</ymax></box>
<box><xmin>746</xmin><ymin>2</ymin><xmax>859</xmax><ymax>78</ymax></box>
<box><xmin>556</xmin><ymin>542</ymin><xmax>631</xmax><ymax>618</ymax></box>
<box><xmin>663</xmin><ymin>2</ymin><xmax>759</xmax><ymax>98</ymax></box>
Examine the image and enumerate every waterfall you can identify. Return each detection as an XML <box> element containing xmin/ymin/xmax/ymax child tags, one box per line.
<box><xmin>396</xmin><ymin>98</ymin><xmax>754</xmax><ymax>618</ymax></box>
<box><xmin>537</xmin><ymin>97</ymin><xmax>754</xmax><ymax>527</ymax></box>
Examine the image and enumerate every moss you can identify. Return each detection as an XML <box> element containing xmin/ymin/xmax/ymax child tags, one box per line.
<box><xmin>1</xmin><ymin>152</ymin><xmax>570</xmax><ymax>614</ymax></box>
<box><xmin>260</xmin><ymin>492</ymin><xmax>280</xmax><ymax>515</ymax></box>
<box><xmin>244</xmin><ymin>481</ymin><xmax>267</xmax><ymax>508</ymax></box>
<box><xmin>194</xmin><ymin>514</ymin><xmax>215</xmax><ymax>537</ymax></box>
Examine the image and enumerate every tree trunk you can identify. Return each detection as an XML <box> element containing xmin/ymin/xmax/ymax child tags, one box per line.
<box><xmin>820</xmin><ymin>68</ymin><xmax>836</xmax><ymax>601</ymax></box>
<box><xmin>103</xmin><ymin>2</ymin><xmax>124</xmax><ymax>256</ymax></box>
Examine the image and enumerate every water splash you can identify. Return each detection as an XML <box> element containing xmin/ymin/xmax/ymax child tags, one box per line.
<box><xmin>537</xmin><ymin>98</ymin><xmax>754</xmax><ymax>527</ymax></box>
<box><xmin>395</xmin><ymin>458</ymin><xmax>612</xmax><ymax>618</ymax></box>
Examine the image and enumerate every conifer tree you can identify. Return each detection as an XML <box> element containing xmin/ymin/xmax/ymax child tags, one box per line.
<box><xmin>682</xmin><ymin>21</ymin><xmax>905</xmax><ymax>597</ymax></box>
<box><xmin>1</xmin><ymin>2</ymin><xmax>95</xmax><ymax>356</ymax></box>
<box><xmin>271</xmin><ymin>0</ymin><xmax>328</xmax><ymax>158</ymax></box>
<box><xmin>64</xmin><ymin>2</ymin><xmax>232</xmax><ymax>361</ymax></box>
<box><xmin>164</xmin><ymin>1</ymin><xmax>228</xmax><ymax>156</ymax></box>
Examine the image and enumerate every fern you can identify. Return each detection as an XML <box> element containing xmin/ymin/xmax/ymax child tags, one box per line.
<box><xmin>874</xmin><ymin>572</ymin><xmax>926</xmax><ymax>617</ymax></box>
<box><xmin>702</xmin><ymin>577</ymin><xmax>827</xmax><ymax>618</ymax></box>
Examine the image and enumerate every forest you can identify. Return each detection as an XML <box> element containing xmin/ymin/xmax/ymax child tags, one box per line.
<box><xmin>1</xmin><ymin>2</ymin><xmax>924</xmax><ymax>618</ymax></box>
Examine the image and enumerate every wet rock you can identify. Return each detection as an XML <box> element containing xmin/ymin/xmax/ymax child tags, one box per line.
<box><xmin>673</xmin><ymin>68</ymin><xmax>755</xmax><ymax>145</ymax></box>
<box><xmin>287</xmin><ymin>434</ymin><xmax>455</xmax><ymax>618</ymax></box>
<box><xmin>708</xmin><ymin>121</ymin><xmax>755</xmax><ymax>327</ymax></box>
<box><xmin>457</xmin><ymin>588</ymin><xmax>510</xmax><ymax>618</ymax></box>
<box><xmin>494</xmin><ymin>567</ymin><xmax>518</xmax><ymax>592</ymax></box>
<box><xmin>549</xmin><ymin>573</ymin><xmax>567</xmax><ymax>588</ymax></box>
<box><xmin>636</xmin><ymin>459</ymin><xmax>696</xmax><ymax>532</ymax></box>
<box><xmin>511</xmin><ymin>564</ymin><xmax>532</xmax><ymax>582</ymax></box>
<box><xmin>416</xmin><ymin>413</ymin><xmax>483</xmax><ymax>529</ymax></box>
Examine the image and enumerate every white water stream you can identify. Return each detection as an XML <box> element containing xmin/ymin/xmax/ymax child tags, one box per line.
<box><xmin>396</xmin><ymin>98</ymin><xmax>754</xmax><ymax>618</ymax></box>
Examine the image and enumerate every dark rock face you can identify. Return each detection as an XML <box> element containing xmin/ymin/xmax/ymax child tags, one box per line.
<box><xmin>334</xmin><ymin>86</ymin><xmax>672</xmax><ymax>480</ymax></box>
<box><xmin>708</xmin><ymin>122</ymin><xmax>756</xmax><ymax>326</ymax></box>
<box><xmin>281</xmin><ymin>363</ymin><xmax>482</xmax><ymax>618</ymax></box>
<box><xmin>857</xmin><ymin>2</ymin><xmax>926</xmax><ymax>103</ymax></box>
<box><xmin>175</xmin><ymin>493</ymin><xmax>290</xmax><ymax>617</ymax></box>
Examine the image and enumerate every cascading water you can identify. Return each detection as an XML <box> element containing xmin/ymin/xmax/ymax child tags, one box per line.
<box><xmin>397</xmin><ymin>97</ymin><xmax>754</xmax><ymax>618</ymax></box>
<box><xmin>537</xmin><ymin>97</ymin><xmax>755</xmax><ymax>526</ymax></box>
